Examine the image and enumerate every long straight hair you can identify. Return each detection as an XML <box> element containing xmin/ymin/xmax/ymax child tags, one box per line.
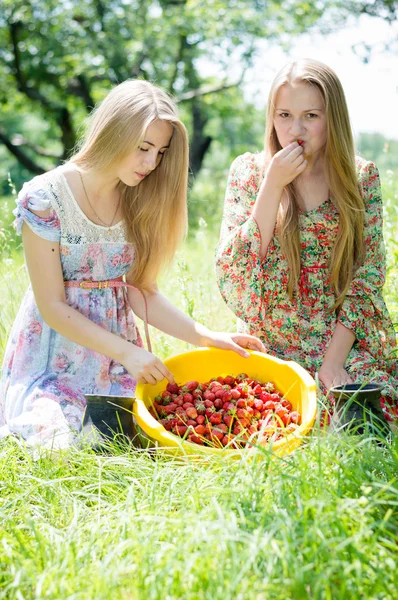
<box><xmin>70</xmin><ymin>79</ymin><xmax>189</xmax><ymax>292</ymax></box>
<box><xmin>264</xmin><ymin>59</ymin><xmax>365</xmax><ymax>309</ymax></box>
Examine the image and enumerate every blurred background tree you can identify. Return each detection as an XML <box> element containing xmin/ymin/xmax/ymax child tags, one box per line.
<box><xmin>0</xmin><ymin>0</ymin><xmax>397</xmax><ymax>227</ymax></box>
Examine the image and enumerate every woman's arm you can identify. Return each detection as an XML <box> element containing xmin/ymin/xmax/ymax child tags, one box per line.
<box><xmin>126</xmin><ymin>285</ymin><xmax>266</xmax><ymax>356</ymax></box>
<box><xmin>252</xmin><ymin>142</ymin><xmax>307</xmax><ymax>257</ymax></box>
<box><xmin>318</xmin><ymin>323</ymin><xmax>355</xmax><ymax>389</ymax></box>
<box><xmin>22</xmin><ymin>223</ymin><xmax>174</xmax><ymax>385</ymax></box>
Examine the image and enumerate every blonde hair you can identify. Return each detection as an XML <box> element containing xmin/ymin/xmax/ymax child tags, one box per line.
<box><xmin>264</xmin><ymin>58</ymin><xmax>365</xmax><ymax>309</ymax></box>
<box><xmin>70</xmin><ymin>79</ymin><xmax>189</xmax><ymax>292</ymax></box>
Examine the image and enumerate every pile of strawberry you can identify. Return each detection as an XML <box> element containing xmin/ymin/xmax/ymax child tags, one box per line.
<box><xmin>148</xmin><ymin>374</ymin><xmax>301</xmax><ymax>448</ymax></box>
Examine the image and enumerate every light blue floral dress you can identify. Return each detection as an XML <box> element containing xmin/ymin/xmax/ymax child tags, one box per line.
<box><xmin>0</xmin><ymin>168</ymin><xmax>143</xmax><ymax>448</ymax></box>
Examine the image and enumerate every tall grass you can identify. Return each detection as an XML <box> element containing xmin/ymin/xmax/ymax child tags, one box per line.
<box><xmin>0</xmin><ymin>173</ymin><xmax>397</xmax><ymax>599</ymax></box>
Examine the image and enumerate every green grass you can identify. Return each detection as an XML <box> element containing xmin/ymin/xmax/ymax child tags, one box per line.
<box><xmin>0</xmin><ymin>174</ymin><xmax>397</xmax><ymax>600</ymax></box>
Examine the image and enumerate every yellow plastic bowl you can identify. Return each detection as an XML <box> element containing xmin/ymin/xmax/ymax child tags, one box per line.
<box><xmin>133</xmin><ymin>348</ymin><xmax>317</xmax><ymax>458</ymax></box>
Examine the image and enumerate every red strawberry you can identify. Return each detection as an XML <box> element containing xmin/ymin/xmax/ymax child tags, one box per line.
<box><xmin>281</xmin><ymin>400</ymin><xmax>293</xmax><ymax>411</ymax></box>
<box><xmin>264</xmin><ymin>400</ymin><xmax>276</xmax><ymax>411</ymax></box>
<box><xmin>223</xmin><ymin>414</ymin><xmax>234</xmax><ymax>428</ymax></box>
<box><xmin>183</xmin><ymin>402</ymin><xmax>194</xmax><ymax>410</ymax></box>
<box><xmin>185</xmin><ymin>380</ymin><xmax>199</xmax><ymax>391</ymax></box>
<box><xmin>183</xmin><ymin>393</ymin><xmax>193</xmax><ymax>403</ymax></box>
<box><xmin>176</xmin><ymin>425</ymin><xmax>188</xmax><ymax>436</ymax></box>
<box><xmin>222</xmin><ymin>391</ymin><xmax>232</xmax><ymax>402</ymax></box>
<box><xmin>187</xmin><ymin>419</ymin><xmax>197</xmax><ymax>427</ymax></box>
<box><xmin>210</xmin><ymin>412</ymin><xmax>222</xmax><ymax>425</ymax></box>
<box><xmin>186</xmin><ymin>407</ymin><xmax>198</xmax><ymax>420</ymax></box>
<box><xmin>205</xmin><ymin>406</ymin><xmax>216</xmax><ymax>416</ymax></box>
<box><xmin>253</xmin><ymin>399</ymin><xmax>264</xmax><ymax>411</ymax></box>
<box><xmin>214</xmin><ymin>398</ymin><xmax>223</xmax><ymax>410</ymax></box>
<box><xmin>253</xmin><ymin>384</ymin><xmax>263</xmax><ymax>395</ymax></box>
<box><xmin>194</xmin><ymin>424</ymin><xmax>206</xmax><ymax>436</ymax></box>
<box><xmin>166</xmin><ymin>383</ymin><xmax>180</xmax><ymax>394</ymax></box>
<box><xmin>189</xmin><ymin>434</ymin><xmax>204</xmax><ymax>445</ymax></box>
<box><xmin>204</xmin><ymin>399</ymin><xmax>215</xmax><ymax>408</ymax></box>
<box><xmin>289</xmin><ymin>411</ymin><xmax>301</xmax><ymax>424</ymax></box>
<box><xmin>224</xmin><ymin>376</ymin><xmax>235</xmax><ymax>386</ymax></box>
<box><xmin>195</xmin><ymin>401</ymin><xmax>206</xmax><ymax>413</ymax></box>
<box><xmin>231</xmin><ymin>389</ymin><xmax>241</xmax><ymax>400</ymax></box>
<box><xmin>196</xmin><ymin>415</ymin><xmax>205</xmax><ymax>425</ymax></box>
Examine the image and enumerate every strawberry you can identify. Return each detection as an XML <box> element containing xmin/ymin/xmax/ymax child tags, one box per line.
<box><xmin>186</xmin><ymin>407</ymin><xmax>198</xmax><ymax>420</ymax></box>
<box><xmin>194</xmin><ymin>424</ymin><xmax>206</xmax><ymax>436</ymax></box>
<box><xmin>211</xmin><ymin>428</ymin><xmax>224</xmax><ymax>441</ymax></box>
<box><xmin>222</xmin><ymin>391</ymin><xmax>232</xmax><ymax>402</ymax></box>
<box><xmin>215</xmin><ymin>389</ymin><xmax>225</xmax><ymax>399</ymax></box>
<box><xmin>176</xmin><ymin>425</ymin><xmax>188</xmax><ymax>436</ymax></box>
<box><xmin>253</xmin><ymin>399</ymin><xmax>264</xmax><ymax>411</ymax></box>
<box><xmin>223</xmin><ymin>414</ymin><xmax>234</xmax><ymax>428</ymax></box>
<box><xmin>214</xmin><ymin>398</ymin><xmax>223</xmax><ymax>409</ymax></box>
<box><xmin>205</xmin><ymin>406</ymin><xmax>216</xmax><ymax>417</ymax></box>
<box><xmin>253</xmin><ymin>384</ymin><xmax>263</xmax><ymax>396</ymax></box>
<box><xmin>189</xmin><ymin>434</ymin><xmax>204</xmax><ymax>445</ymax></box>
<box><xmin>183</xmin><ymin>393</ymin><xmax>193</xmax><ymax>403</ymax></box>
<box><xmin>182</xmin><ymin>402</ymin><xmax>194</xmax><ymax>410</ymax></box>
<box><xmin>210</xmin><ymin>412</ymin><xmax>222</xmax><ymax>425</ymax></box>
<box><xmin>166</xmin><ymin>382</ymin><xmax>180</xmax><ymax>394</ymax></box>
<box><xmin>224</xmin><ymin>376</ymin><xmax>235</xmax><ymax>386</ymax></box>
<box><xmin>281</xmin><ymin>399</ymin><xmax>293</xmax><ymax>411</ymax></box>
<box><xmin>196</xmin><ymin>415</ymin><xmax>205</xmax><ymax>425</ymax></box>
<box><xmin>236</xmin><ymin>399</ymin><xmax>247</xmax><ymax>408</ymax></box>
<box><xmin>289</xmin><ymin>411</ymin><xmax>301</xmax><ymax>424</ymax></box>
<box><xmin>195</xmin><ymin>401</ymin><xmax>206</xmax><ymax>413</ymax></box>
<box><xmin>185</xmin><ymin>380</ymin><xmax>199</xmax><ymax>391</ymax></box>
<box><xmin>264</xmin><ymin>400</ymin><xmax>276</xmax><ymax>411</ymax></box>
<box><xmin>231</xmin><ymin>388</ymin><xmax>241</xmax><ymax>400</ymax></box>
<box><xmin>263</xmin><ymin>382</ymin><xmax>275</xmax><ymax>393</ymax></box>
<box><xmin>187</xmin><ymin>419</ymin><xmax>197</xmax><ymax>427</ymax></box>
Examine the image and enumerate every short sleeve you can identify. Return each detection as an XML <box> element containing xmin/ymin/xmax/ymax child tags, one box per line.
<box><xmin>13</xmin><ymin>177</ymin><xmax>61</xmax><ymax>242</ymax></box>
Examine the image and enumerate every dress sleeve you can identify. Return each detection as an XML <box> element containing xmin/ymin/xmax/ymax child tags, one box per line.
<box><xmin>338</xmin><ymin>160</ymin><xmax>396</xmax><ymax>359</ymax></box>
<box><xmin>13</xmin><ymin>177</ymin><xmax>61</xmax><ymax>242</ymax></box>
<box><xmin>215</xmin><ymin>153</ymin><xmax>278</xmax><ymax>324</ymax></box>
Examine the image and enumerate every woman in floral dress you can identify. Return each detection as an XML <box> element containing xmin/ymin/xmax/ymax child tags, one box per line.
<box><xmin>216</xmin><ymin>59</ymin><xmax>397</xmax><ymax>426</ymax></box>
<box><xmin>0</xmin><ymin>79</ymin><xmax>264</xmax><ymax>449</ymax></box>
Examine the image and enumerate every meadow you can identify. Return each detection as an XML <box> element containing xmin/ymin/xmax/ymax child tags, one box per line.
<box><xmin>0</xmin><ymin>170</ymin><xmax>397</xmax><ymax>599</ymax></box>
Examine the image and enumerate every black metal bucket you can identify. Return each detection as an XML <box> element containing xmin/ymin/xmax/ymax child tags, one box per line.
<box><xmin>83</xmin><ymin>395</ymin><xmax>141</xmax><ymax>446</ymax></box>
<box><xmin>329</xmin><ymin>383</ymin><xmax>390</xmax><ymax>438</ymax></box>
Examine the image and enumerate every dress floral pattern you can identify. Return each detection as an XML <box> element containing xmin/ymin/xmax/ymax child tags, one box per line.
<box><xmin>0</xmin><ymin>168</ymin><xmax>143</xmax><ymax>448</ymax></box>
<box><xmin>216</xmin><ymin>153</ymin><xmax>398</xmax><ymax>421</ymax></box>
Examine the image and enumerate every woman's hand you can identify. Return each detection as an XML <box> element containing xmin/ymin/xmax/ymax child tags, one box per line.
<box><xmin>318</xmin><ymin>361</ymin><xmax>353</xmax><ymax>390</ymax></box>
<box><xmin>121</xmin><ymin>344</ymin><xmax>175</xmax><ymax>386</ymax></box>
<box><xmin>264</xmin><ymin>141</ymin><xmax>307</xmax><ymax>189</ymax></box>
<box><xmin>202</xmin><ymin>331</ymin><xmax>267</xmax><ymax>358</ymax></box>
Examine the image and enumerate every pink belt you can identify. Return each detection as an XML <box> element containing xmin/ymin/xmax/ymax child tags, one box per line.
<box><xmin>64</xmin><ymin>276</ymin><xmax>152</xmax><ymax>352</ymax></box>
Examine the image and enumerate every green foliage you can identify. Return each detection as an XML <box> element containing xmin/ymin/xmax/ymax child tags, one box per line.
<box><xmin>0</xmin><ymin>0</ymin><xmax>336</xmax><ymax>187</ymax></box>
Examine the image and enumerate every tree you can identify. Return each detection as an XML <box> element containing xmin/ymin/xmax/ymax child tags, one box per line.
<box><xmin>0</xmin><ymin>0</ymin><xmax>328</xmax><ymax>182</ymax></box>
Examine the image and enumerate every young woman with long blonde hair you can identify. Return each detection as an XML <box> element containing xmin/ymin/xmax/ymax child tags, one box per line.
<box><xmin>216</xmin><ymin>59</ymin><xmax>397</xmax><ymax>427</ymax></box>
<box><xmin>0</xmin><ymin>79</ymin><xmax>264</xmax><ymax>449</ymax></box>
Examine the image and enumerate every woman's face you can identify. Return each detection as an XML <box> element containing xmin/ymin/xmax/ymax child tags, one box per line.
<box><xmin>116</xmin><ymin>119</ymin><xmax>173</xmax><ymax>187</ymax></box>
<box><xmin>273</xmin><ymin>83</ymin><xmax>327</xmax><ymax>158</ymax></box>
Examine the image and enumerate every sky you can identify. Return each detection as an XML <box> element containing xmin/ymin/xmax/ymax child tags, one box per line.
<box><xmin>244</xmin><ymin>14</ymin><xmax>398</xmax><ymax>140</ymax></box>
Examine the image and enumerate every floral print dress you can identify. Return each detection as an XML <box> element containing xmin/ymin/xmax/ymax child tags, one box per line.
<box><xmin>216</xmin><ymin>153</ymin><xmax>398</xmax><ymax>421</ymax></box>
<box><xmin>0</xmin><ymin>168</ymin><xmax>143</xmax><ymax>448</ymax></box>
